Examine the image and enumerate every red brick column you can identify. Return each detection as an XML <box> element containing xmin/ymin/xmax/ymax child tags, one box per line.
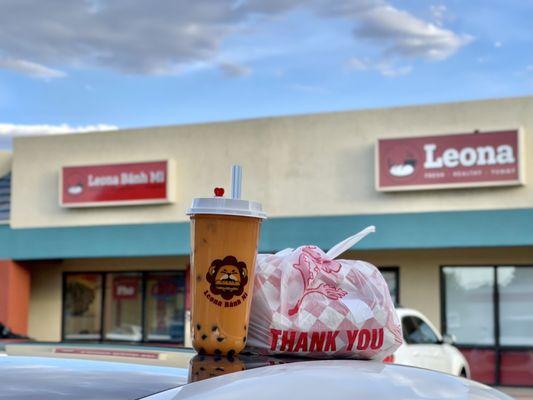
<box><xmin>0</xmin><ymin>260</ymin><xmax>30</xmax><ymax>335</ymax></box>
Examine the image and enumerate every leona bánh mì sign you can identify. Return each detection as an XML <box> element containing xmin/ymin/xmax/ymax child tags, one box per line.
<box><xmin>376</xmin><ymin>129</ymin><xmax>524</xmax><ymax>191</ymax></box>
<box><xmin>60</xmin><ymin>160</ymin><xmax>175</xmax><ymax>207</ymax></box>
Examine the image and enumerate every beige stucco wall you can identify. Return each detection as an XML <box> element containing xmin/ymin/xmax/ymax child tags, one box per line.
<box><xmin>10</xmin><ymin>96</ymin><xmax>533</xmax><ymax>229</ymax></box>
<box><xmin>27</xmin><ymin>249</ymin><xmax>533</xmax><ymax>341</ymax></box>
<box><xmin>27</xmin><ymin>256</ymin><xmax>189</xmax><ymax>341</ymax></box>
<box><xmin>0</xmin><ymin>151</ymin><xmax>11</xmax><ymax>177</ymax></box>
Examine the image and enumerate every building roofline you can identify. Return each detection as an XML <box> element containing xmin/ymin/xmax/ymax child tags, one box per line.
<box><xmin>12</xmin><ymin>95</ymin><xmax>533</xmax><ymax>143</ymax></box>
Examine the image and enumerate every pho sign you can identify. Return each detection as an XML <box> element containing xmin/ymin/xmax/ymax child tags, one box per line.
<box><xmin>113</xmin><ymin>277</ymin><xmax>139</xmax><ymax>300</ymax></box>
<box><xmin>61</xmin><ymin>160</ymin><xmax>175</xmax><ymax>207</ymax></box>
<box><xmin>376</xmin><ymin>129</ymin><xmax>524</xmax><ymax>191</ymax></box>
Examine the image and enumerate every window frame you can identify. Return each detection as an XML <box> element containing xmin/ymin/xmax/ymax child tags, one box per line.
<box><xmin>62</xmin><ymin>270</ymin><xmax>187</xmax><ymax>345</ymax></box>
<box><xmin>378</xmin><ymin>266</ymin><xmax>400</xmax><ymax>306</ymax></box>
<box><xmin>440</xmin><ymin>264</ymin><xmax>533</xmax><ymax>387</ymax></box>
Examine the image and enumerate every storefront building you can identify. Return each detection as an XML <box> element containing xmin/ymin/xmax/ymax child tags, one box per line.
<box><xmin>0</xmin><ymin>96</ymin><xmax>532</xmax><ymax>386</ymax></box>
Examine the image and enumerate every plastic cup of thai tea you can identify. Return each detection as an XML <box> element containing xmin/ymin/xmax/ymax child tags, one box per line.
<box><xmin>186</xmin><ymin>178</ymin><xmax>266</xmax><ymax>356</ymax></box>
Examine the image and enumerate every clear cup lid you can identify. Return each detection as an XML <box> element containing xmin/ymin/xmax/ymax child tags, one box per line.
<box><xmin>187</xmin><ymin>197</ymin><xmax>267</xmax><ymax>219</ymax></box>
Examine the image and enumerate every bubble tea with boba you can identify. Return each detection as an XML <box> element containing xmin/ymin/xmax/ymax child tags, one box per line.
<box><xmin>187</xmin><ymin>166</ymin><xmax>266</xmax><ymax>356</ymax></box>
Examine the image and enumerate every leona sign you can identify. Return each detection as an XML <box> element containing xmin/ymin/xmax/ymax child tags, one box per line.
<box><xmin>376</xmin><ymin>129</ymin><xmax>524</xmax><ymax>191</ymax></box>
<box><xmin>61</xmin><ymin>160</ymin><xmax>175</xmax><ymax>207</ymax></box>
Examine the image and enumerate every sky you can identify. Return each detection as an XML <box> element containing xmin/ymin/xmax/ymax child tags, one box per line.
<box><xmin>0</xmin><ymin>0</ymin><xmax>532</xmax><ymax>149</ymax></box>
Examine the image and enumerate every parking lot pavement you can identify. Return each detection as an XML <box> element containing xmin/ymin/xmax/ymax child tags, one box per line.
<box><xmin>498</xmin><ymin>387</ymin><xmax>533</xmax><ymax>400</ymax></box>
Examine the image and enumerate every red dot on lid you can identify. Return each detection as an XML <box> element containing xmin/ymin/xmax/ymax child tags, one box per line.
<box><xmin>214</xmin><ymin>187</ymin><xmax>225</xmax><ymax>197</ymax></box>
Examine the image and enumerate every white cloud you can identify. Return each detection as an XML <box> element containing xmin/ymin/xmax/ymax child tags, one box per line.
<box><xmin>429</xmin><ymin>4</ymin><xmax>447</xmax><ymax>26</ymax></box>
<box><xmin>353</xmin><ymin>4</ymin><xmax>473</xmax><ymax>60</ymax></box>
<box><xmin>0</xmin><ymin>0</ymin><xmax>471</xmax><ymax>77</ymax></box>
<box><xmin>0</xmin><ymin>57</ymin><xmax>65</xmax><ymax>79</ymax></box>
<box><xmin>0</xmin><ymin>123</ymin><xmax>118</xmax><ymax>136</ymax></box>
<box><xmin>376</xmin><ymin>63</ymin><xmax>412</xmax><ymax>77</ymax></box>
<box><xmin>348</xmin><ymin>57</ymin><xmax>412</xmax><ymax>77</ymax></box>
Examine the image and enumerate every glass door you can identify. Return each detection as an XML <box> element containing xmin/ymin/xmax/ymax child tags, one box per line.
<box><xmin>442</xmin><ymin>266</ymin><xmax>496</xmax><ymax>384</ymax></box>
<box><xmin>497</xmin><ymin>266</ymin><xmax>533</xmax><ymax>386</ymax></box>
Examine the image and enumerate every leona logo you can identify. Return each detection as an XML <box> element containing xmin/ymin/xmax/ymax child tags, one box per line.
<box><xmin>385</xmin><ymin>144</ymin><xmax>421</xmax><ymax>179</ymax></box>
<box><xmin>204</xmin><ymin>256</ymin><xmax>249</xmax><ymax>307</ymax></box>
<box><xmin>377</xmin><ymin>130</ymin><xmax>523</xmax><ymax>191</ymax></box>
<box><xmin>66</xmin><ymin>174</ymin><xmax>85</xmax><ymax>196</ymax></box>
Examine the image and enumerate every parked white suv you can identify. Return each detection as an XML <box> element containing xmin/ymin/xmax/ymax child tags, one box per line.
<box><xmin>387</xmin><ymin>308</ymin><xmax>470</xmax><ymax>378</ymax></box>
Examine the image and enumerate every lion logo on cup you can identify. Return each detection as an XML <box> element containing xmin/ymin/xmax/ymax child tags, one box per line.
<box><xmin>206</xmin><ymin>256</ymin><xmax>248</xmax><ymax>300</ymax></box>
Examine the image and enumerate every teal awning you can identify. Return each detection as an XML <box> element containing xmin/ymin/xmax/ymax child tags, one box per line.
<box><xmin>1</xmin><ymin>208</ymin><xmax>532</xmax><ymax>260</ymax></box>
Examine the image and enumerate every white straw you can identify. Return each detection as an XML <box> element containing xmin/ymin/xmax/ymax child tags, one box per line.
<box><xmin>231</xmin><ymin>165</ymin><xmax>242</xmax><ymax>199</ymax></box>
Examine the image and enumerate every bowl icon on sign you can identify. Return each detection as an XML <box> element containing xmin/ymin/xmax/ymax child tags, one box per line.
<box><xmin>389</xmin><ymin>159</ymin><xmax>417</xmax><ymax>177</ymax></box>
<box><xmin>68</xmin><ymin>183</ymin><xmax>84</xmax><ymax>195</ymax></box>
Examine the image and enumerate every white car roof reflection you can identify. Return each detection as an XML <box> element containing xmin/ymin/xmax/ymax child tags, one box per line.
<box><xmin>163</xmin><ymin>360</ymin><xmax>511</xmax><ymax>400</ymax></box>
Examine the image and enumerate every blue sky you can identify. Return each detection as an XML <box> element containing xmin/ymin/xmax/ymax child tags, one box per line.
<box><xmin>0</xmin><ymin>0</ymin><xmax>532</xmax><ymax>148</ymax></box>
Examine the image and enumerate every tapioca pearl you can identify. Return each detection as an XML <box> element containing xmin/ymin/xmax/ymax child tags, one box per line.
<box><xmin>214</xmin><ymin>349</ymin><xmax>222</xmax><ymax>355</ymax></box>
<box><xmin>198</xmin><ymin>348</ymin><xmax>206</xmax><ymax>355</ymax></box>
<box><xmin>216</xmin><ymin>337</ymin><xmax>225</xmax><ymax>342</ymax></box>
<box><xmin>196</xmin><ymin>324</ymin><xmax>201</xmax><ymax>331</ymax></box>
<box><xmin>199</xmin><ymin>367</ymin><xmax>205</xmax><ymax>371</ymax></box>
<box><xmin>211</xmin><ymin>325</ymin><xmax>218</xmax><ymax>332</ymax></box>
<box><xmin>215</xmin><ymin>367</ymin><xmax>225</xmax><ymax>372</ymax></box>
<box><xmin>214</xmin><ymin>355</ymin><xmax>221</xmax><ymax>362</ymax></box>
<box><xmin>227</xmin><ymin>350</ymin><xmax>235</xmax><ymax>361</ymax></box>
<box><xmin>201</xmin><ymin>334</ymin><xmax>207</xmax><ymax>340</ymax></box>
<box><xmin>243</xmin><ymin>336</ymin><xmax>246</xmax><ymax>343</ymax></box>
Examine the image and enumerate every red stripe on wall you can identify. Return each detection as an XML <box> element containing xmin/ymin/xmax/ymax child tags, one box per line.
<box><xmin>459</xmin><ymin>348</ymin><xmax>496</xmax><ymax>385</ymax></box>
<box><xmin>500</xmin><ymin>350</ymin><xmax>533</xmax><ymax>386</ymax></box>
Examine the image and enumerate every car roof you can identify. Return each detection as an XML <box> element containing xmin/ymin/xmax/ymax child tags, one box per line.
<box><xmin>0</xmin><ymin>356</ymin><xmax>187</xmax><ymax>400</ymax></box>
<box><xmin>172</xmin><ymin>359</ymin><xmax>511</xmax><ymax>400</ymax></box>
<box><xmin>395</xmin><ymin>307</ymin><xmax>425</xmax><ymax>318</ymax></box>
<box><xmin>0</xmin><ymin>348</ymin><xmax>512</xmax><ymax>400</ymax></box>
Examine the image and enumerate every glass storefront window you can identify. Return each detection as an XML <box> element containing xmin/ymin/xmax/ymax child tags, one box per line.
<box><xmin>145</xmin><ymin>273</ymin><xmax>185</xmax><ymax>342</ymax></box>
<box><xmin>104</xmin><ymin>273</ymin><xmax>143</xmax><ymax>342</ymax></box>
<box><xmin>64</xmin><ymin>274</ymin><xmax>103</xmax><ymax>340</ymax></box>
<box><xmin>63</xmin><ymin>271</ymin><xmax>186</xmax><ymax>344</ymax></box>
<box><xmin>498</xmin><ymin>266</ymin><xmax>533</xmax><ymax>346</ymax></box>
<box><xmin>443</xmin><ymin>267</ymin><xmax>495</xmax><ymax>345</ymax></box>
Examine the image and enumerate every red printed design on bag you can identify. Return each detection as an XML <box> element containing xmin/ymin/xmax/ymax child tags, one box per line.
<box><xmin>288</xmin><ymin>246</ymin><xmax>347</xmax><ymax>316</ymax></box>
